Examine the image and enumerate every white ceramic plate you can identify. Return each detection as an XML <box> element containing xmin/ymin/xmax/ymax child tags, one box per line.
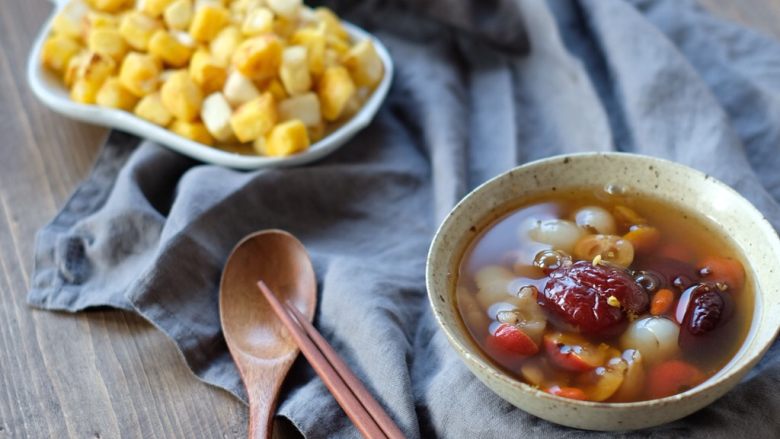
<box><xmin>28</xmin><ymin>0</ymin><xmax>393</xmax><ymax>169</ymax></box>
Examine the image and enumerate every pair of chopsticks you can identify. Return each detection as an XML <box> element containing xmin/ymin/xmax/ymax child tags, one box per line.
<box><xmin>256</xmin><ymin>281</ymin><xmax>405</xmax><ymax>439</ymax></box>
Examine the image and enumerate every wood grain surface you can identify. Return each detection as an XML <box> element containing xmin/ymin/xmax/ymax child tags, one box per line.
<box><xmin>1</xmin><ymin>0</ymin><xmax>779</xmax><ymax>438</ymax></box>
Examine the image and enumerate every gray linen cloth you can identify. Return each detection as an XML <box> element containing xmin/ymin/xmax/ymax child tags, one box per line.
<box><xmin>29</xmin><ymin>0</ymin><xmax>780</xmax><ymax>437</ymax></box>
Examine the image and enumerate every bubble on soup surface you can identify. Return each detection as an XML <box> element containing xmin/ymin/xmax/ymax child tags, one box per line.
<box><xmin>533</xmin><ymin>249</ymin><xmax>572</xmax><ymax>274</ymax></box>
<box><xmin>619</xmin><ymin>316</ymin><xmax>680</xmax><ymax>364</ymax></box>
<box><xmin>528</xmin><ymin>219</ymin><xmax>585</xmax><ymax>254</ymax></box>
<box><xmin>574</xmin><ymin>206</ymin><xmax>616</xmax><ymax>234</ymax></box>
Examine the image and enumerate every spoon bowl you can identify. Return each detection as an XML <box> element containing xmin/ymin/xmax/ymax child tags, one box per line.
<box><xmin>220</xmin><ymin>230</ymin><xmax>317</xmax><ymax>438</ymax></box>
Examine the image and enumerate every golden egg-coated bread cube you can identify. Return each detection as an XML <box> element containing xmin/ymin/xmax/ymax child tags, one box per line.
<box><xmin>279</xmin><ymin>45</ymin><xmax>311</xmax><ymax>96</ymax></box>
<box><xmin>88</xmin><ymin>28</ymin><xmax>128</xmax><ymax>62</ymax></box>
<box><xmin>119</xmin><ymin>52</ymin><xmax>161</xmax><ymax>97</ymax></box>
<box><xmin>83</xmin><ymin>11</ymin><xmax>119</xmax><ymax>39</ymax></box>
<box><xmin>170</xmin><ymin>120</ymin><xmax>214</xmax><ymax>145</ymax></box>
<box><xmin>73</xmin><ymin>51</ymin><xmax>116</xmax><ymax>84</ymax></box>
<box><xmin>148</xmin><ymin>30</ymin><xmax>194</xmax><ymax>67</ymax></box>
<box><xmin>163</xmin><ymin>0</ymin><xmax>192</xmax><ymax>30</ymax></box>
<box><xmin>342</xmin><ymin>40</ymin><xmax>383</xmax><ymax>88</ymax></box>
<box><xmin>290</xmin><ymin>27</ymin><xmax>326</xmax><ymax>76</ymax></box>
<box><xmin>52</xmin><ymin>1</ymin><xmax>88</xmax><ymax>39</ymax></box>
<box><xmin>314</xmin><ymin>7</ymin><xmax>348</xmax><ymax>41</ymax></box>
<box><xmin>64</xmin><ymin>51</ymin><xmax>88</xmax><ymax>87</ymax></box>
<box><xmin>326</xmin><ymin>34</ymin><xmax>350</xmax><ymax>54</ymax></box>
<box><xmin>141</xmin><ymin>0</ymin><xmax>176</xmax><ymax>17</ymax></box>
<box><xmin>273</xmin><ymin>16</ymin><xmax>297</xmax><ymax>40</ymax></box>
<box><xmin>200</xmin><ymin>92</ymin><xmax>235</xmax><ymax>142</ymax></box>
<box><xmin>266</xmin><ymin>78</ymin><xmax>288</xmax><ymax>101</ymax></box>
<box><xmin>189</xmin><ymin>4</ymin><xmax>229</xmax><ymax>42</ymax></box>
<box><xmin>119</xmin><ymin>11</ymin><xmax>162</xmax><ymax>51</ymax></box>
<box><xmin>267</xmin><ymin>0</ymin><xmax>301</xmax><ymax>19</ymax></box>
<box><xmin>229</xmin><ymin>92</ymin><xmax>277</xmax><ymax>142</ymax></box>
<box><xmin>189</xmin><ymin>50</ymin><xmax>227</xmax><ymax>94</ymax></box>
<box><xmin>317</xmin><ymin>66</ymin><xmax>355</xmax><ymax>121</ymax></box>
<box><xmin>68</xmin><ymin>51</ymin><xmax>115</xmax><ymax>104</ymax></box>
<box><xmin>160</xmin><ymin>70</ymin><xmax>203</xmax><ymax>121</ymax></box>
<box><xmin>210</xmin><ymin>26</ymin><xmax>242</xmax><ymax>67</ymax></box>
<box><xmin>222</xmin><ymin>70</ymin><xmax>260</xmax><ymax>107</ymax></box>
<box><xmin>86</xmin><ymin>0</ymin><xmax>127</xmax><ymax>13</ymax></box>
<box><xmin>232</xmin><ymin>35</ymin><xmax>282</xmax><ymax>81</ymax></box>
<box><xmin>241</xmin><ymin>7</ymin><xmax>273</xmax><ymax>36</ymax></box>
<box><xmin>264</xmin><ymin>119</ymin><xmax>309</xmax><ymax>157</ymax></box>
<box><xmin>229</xmin><ymin>0</ymin><xmax>262</xmax><ymax>22</ymax></box>
<box><xmin>323</xmin><ymin>48</ymin><xmax>342</xmax><ymax>70</ymax></box>
<box><xmin>96</xmin><ymin>77</ymin><xmax>139</xmax><ymax>110</ymax></box>
<box><xmin>134</xmin><ymin>92</ymin><xmax>172</xmax><ymax>125</ymax></box>
<box><xmin>41</xmin><ymin>35</ymin><xmax>81</xmax><ymax>73</ymax></box>
<box><xmin>277</xmin><ymin>92</ymin><xmax>321</xmax><ymax>127</ymax></box>
<box><xmin>70</xmin><ymin>79</ymin><xmax>102</xmax><ymax>104</ymax></box>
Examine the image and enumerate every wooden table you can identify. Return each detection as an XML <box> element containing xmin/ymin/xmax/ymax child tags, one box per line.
<box><xmin>2</xmin><ymin>1</ymin><xmax>779</xmax><ymax>437</ymax></box>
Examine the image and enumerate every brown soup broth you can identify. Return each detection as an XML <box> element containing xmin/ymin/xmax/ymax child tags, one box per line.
<box><xmin>455</xmin><ymin>188</ymin><xmax>755</xmax><ymax>402</ymax></box>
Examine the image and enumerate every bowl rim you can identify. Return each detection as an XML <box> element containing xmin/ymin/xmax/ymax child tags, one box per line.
<box><xmin>426</xmin><ymin>151</ymin><xmax>780</xmax><ymax>408</ymax></box>
<box><xmin>27</xmin><ymin>2</ymin><xmax>394</xmax><ymax>170</ymax></box>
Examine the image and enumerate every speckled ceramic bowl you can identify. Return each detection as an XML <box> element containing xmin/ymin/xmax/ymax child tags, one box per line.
<box><xmin>426</xmin><ymin>152</ymin><xmax>780</xmax><ymax>431</ymax></box>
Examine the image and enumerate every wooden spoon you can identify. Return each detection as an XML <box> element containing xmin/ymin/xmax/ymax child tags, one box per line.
<box><xmin>220</xmin><ymin>230</ymin><xmax>317</xmax><ymax>439</ymax></box>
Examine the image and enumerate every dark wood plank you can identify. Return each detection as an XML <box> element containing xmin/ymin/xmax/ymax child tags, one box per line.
<box><xmin>0</xmin><ymin>0</ymin><xmax>247</xmax><ymax>438</ymax></box>
<box><xmin>0</xmin><ymin>0</ymin><xmax>778</xmax><ymax>438</ymax></box>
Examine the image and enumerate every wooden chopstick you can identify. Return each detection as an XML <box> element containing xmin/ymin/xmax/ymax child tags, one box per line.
<box><xmin>283</xmin><ymin>300</ymin><xmax>406</xmax><ymax>439</ymax></box>
<box><xmin>256</xmin><ymin>281</ymin><xmax>403</xmax><ymax>439</ymax></box>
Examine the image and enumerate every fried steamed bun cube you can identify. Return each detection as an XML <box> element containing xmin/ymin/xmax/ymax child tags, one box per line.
<box><xmin>317</xmin><ymin>66</ymin><xmax>355</xmax><ymax>121</ymax></box>
<box><xmin>210</xmin><ymin>26</ymin><xmax>243</xmax><ymax>67</ymax></box>
<box><xmin>148</xmin><ymin>30</ymin><xmax>194</xmax><ymax>67</ymax></box>
<box><xmin>232</xmin><ymin>35</ymin><xmax>283</xmax><ymax>81</ymax></box>
<box><xmin>189</xmin><ymin>50</ymin><xmax>227</xmax><ymax>94</ymax></box>
<box><xmin>267</xmin><ymin>0</ymin><xmax>302</xmax><ymax>19</ymax></box>
<box><xmin>241</xmin><ymin>7</ymin><xmax>274</xmax><ymax>36</ymax></box>
<box><xmin>280</xmin><ymin>46</ymin><xmax>311</xmax><ymax>95</ymax></box>
<box><xmin>87</xmin><ymin>28</ymin><xmax>128</xmax><ymax>63</ymax></box>
<box><xmin>342</xmin><ymin>39</ymin><xmax>383</xmax><ymax>88</ymax></box>
<box><xmin>189</xmin><ymin>4</ymin><xmax>230</xmax><ymax>42</ymax></box>
<box><xmin>96</xmin><ymin>77</ymin><xmax>138</xmax><ymax>110</ymax></box>
<box><xmin>41</xmin><ymin>35</ymin><xmax>81</xmax><ymax>73</ymax></box>
<box><xmin>134</xmin><ymin>92</ymin><xmax>172</xmax><ymax>126</ymax></box>
<box><xmin>261</xmin><ymin>119</ymin><xmax>310</xmax><ymax>157</ymax></box>
<box><xmin>290</xmin><ymin>26</ymin><xmax>326</xmax><ymax>76</ymax></box>
<box><xmin>86</xmin><ymin>0</ymin><xmax>127</xmax><ymax>13</ymax></box>
<box><xmin>170</xmin><ymin>120</ymin><xmax>214</xmax><ymax>145</ymax></box>
<box><xmin>163</xmin><ymin>0</ymin><xmax>193</xmax><ymax>31</ymax></box>
<box><xmin>230</xmin><ymin>92</ymin><xmax>277</xmax><ymax>143</ymax></box>
<box><xmin>51</xmin><ymin>0</ymin><xmax>88</xmax><ymax>39</ymax></box>
<box><xmin>140</xmin><ymin>0</ymin><xmax>176</xmax><ymax>18</ymax></box>
<box><xmin>200</xmin><ymin>92</ymin><xmax>235</xmax><ymax>143</ymax></box>
<box><xmin>69</xmin><ymin>52</ymin><xmax>116</xmax><ymax>104</ymax></box>
<box><xmin>119</xmin><ymin>11</ymin><xmax>163</xmax><ymax>51</ymax></box>
<box><xmin>119</xmin><ymin>52</ymin><xmax>161</xmax><ymax>97</ymax></box>
<box><xmin>222</xmin><ymin>70</ymin><xmax>260</xmax><ymax>107</ymax></box>
<box><xmin>160</xmin><ymin>70</ymin><xmax>203</xmax><ymax>121</ymax></box>
<box><xmin>277</xmin><ymin>93</ymin><xmax>321</xmax><ymax>127</ymax></box>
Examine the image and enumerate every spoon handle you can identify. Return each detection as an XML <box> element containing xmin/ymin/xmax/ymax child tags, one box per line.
<box><xmin>248</xmin><ymin>394</ymin><xmax>273</xmax><ymax>439</ymax></box>
<box><xmin>257</xmin><ymin>281</ymin><xmax>388</xmax><ymax>439</ymax></box>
